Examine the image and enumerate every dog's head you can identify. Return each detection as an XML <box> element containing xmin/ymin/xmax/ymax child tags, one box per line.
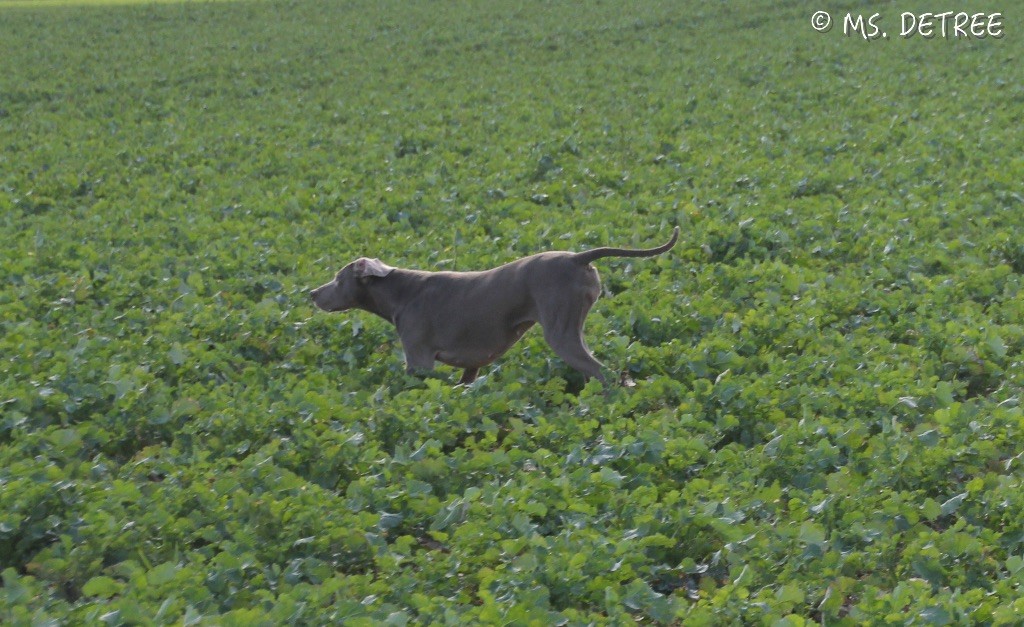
<box><xmin>310</xmin><ymin>257</ymin><xmax>394</xmax><ymax>312</ymax></box>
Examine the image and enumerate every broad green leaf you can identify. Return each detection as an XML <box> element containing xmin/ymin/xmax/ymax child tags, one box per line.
<box><xmin>917</xmin><ymin>429</ymin><xmax>940</xmax><ymax>447</ymax></box>
<box><xmin>918</xmin><ymin>606</ymin><xmax>952</xmax><ymax>625</ymax></box>
<box><xmin>83</xmin><ymin>576</ymin><xmax>120</xmax><ymax>599</ymax></box>
<box><xmin>147</xmin><ymin>562</ymin><xmax>179</xmax><ymax>587</ymax></box>
<box><xmin>798</xmin><ymin>522</ymin><xmax>826</xmax><ymax>546</ymax></box>
<box><xmin>940</xmin><ymin>492</ymin><xmax>968</xmax><ymax>516</ymax></box>
<box><xmin>776</xmin><ymin>583</ymin><xmax>805</xmax><ymax>605</ymax></box>
<box><xmin>378</xmin><ymin>512</ymin><xmax>404</xmax><ymax>530</ymax></box>
<box><xmin>934</xmin><ymin>381</ymin><xmax>955</xmax><ymax>407</ymax></box>
<box><xmin>985</xmin><ymin>333</ymin><xmax>1007</xmax><ymax>358</ymax></box>
<box><xmin>921</xmin><ymin>498</ymin><xmax>942</xmax><ymax>521</ymax></box>
<box><xmin>171</xmin><ymin>398</ymin><xmax>201</xmax><ymax>418</ymax></box>
<box><xmin>167</xmin><ymin>343</ymin><xmax>186</xmax><ymax>365</ymax></box>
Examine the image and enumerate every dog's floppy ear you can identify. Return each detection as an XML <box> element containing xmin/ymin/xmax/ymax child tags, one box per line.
<box><xmin>352</xmin><ymin>257</ymin><xmax>394</xmax><ymax>278</ymax></box>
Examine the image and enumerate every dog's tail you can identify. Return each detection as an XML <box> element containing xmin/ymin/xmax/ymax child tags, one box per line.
<box><xmin>574</xmin><ymin>226</ymin><xmax>679</xmax><ymax>265</ymax></box>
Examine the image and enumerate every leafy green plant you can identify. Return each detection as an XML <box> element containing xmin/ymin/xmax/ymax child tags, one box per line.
<box><xmin>2</xmin><ymin>0</ymin><xmax>1022</xmax><ymax>623</ymax></box>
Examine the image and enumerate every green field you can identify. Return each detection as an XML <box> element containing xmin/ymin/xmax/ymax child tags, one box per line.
<box><xmin>2</xmin><ymin>0</ymin><xmax>1023</xmax><ymax>623</ymax></box>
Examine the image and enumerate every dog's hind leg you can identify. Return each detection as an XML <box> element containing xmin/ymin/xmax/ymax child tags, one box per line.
<box><xmin>543</xmin><ymin>326</ymin><xmax>606</xmax><ymax>382</ymax></box>
<box><xmin>538</xmin><ymin>286</ymin><xmax>606</xmax><ymax>383</ymax></box>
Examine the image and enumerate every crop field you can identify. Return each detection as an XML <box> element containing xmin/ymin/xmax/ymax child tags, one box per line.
<box><xmin>2</xmin><ymin>0</ymin><xmax>1023</xmax><ymax>623</ymax></box>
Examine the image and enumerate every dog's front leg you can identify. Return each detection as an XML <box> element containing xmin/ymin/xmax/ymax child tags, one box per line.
<box><xmin>458</xmin><ymin>368</ymin><xmax>480</xmax><ymax>385</ymax></box>
<box><xmin>402</xmin><ymin>345</ymin><xmax>436</xmax><ymax>375</ymax></box>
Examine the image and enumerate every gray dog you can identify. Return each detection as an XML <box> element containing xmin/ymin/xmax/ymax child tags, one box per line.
<box><xmin>311</xmin><ymin>227</ymin><xmax>678</xmax><ymax>384</ymax></box>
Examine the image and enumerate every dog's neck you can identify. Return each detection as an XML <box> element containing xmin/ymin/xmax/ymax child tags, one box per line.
<box><xmin>358</xmin><ymin>269</ymin><xmax>422</xmax><ymax>325</ymax></box>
